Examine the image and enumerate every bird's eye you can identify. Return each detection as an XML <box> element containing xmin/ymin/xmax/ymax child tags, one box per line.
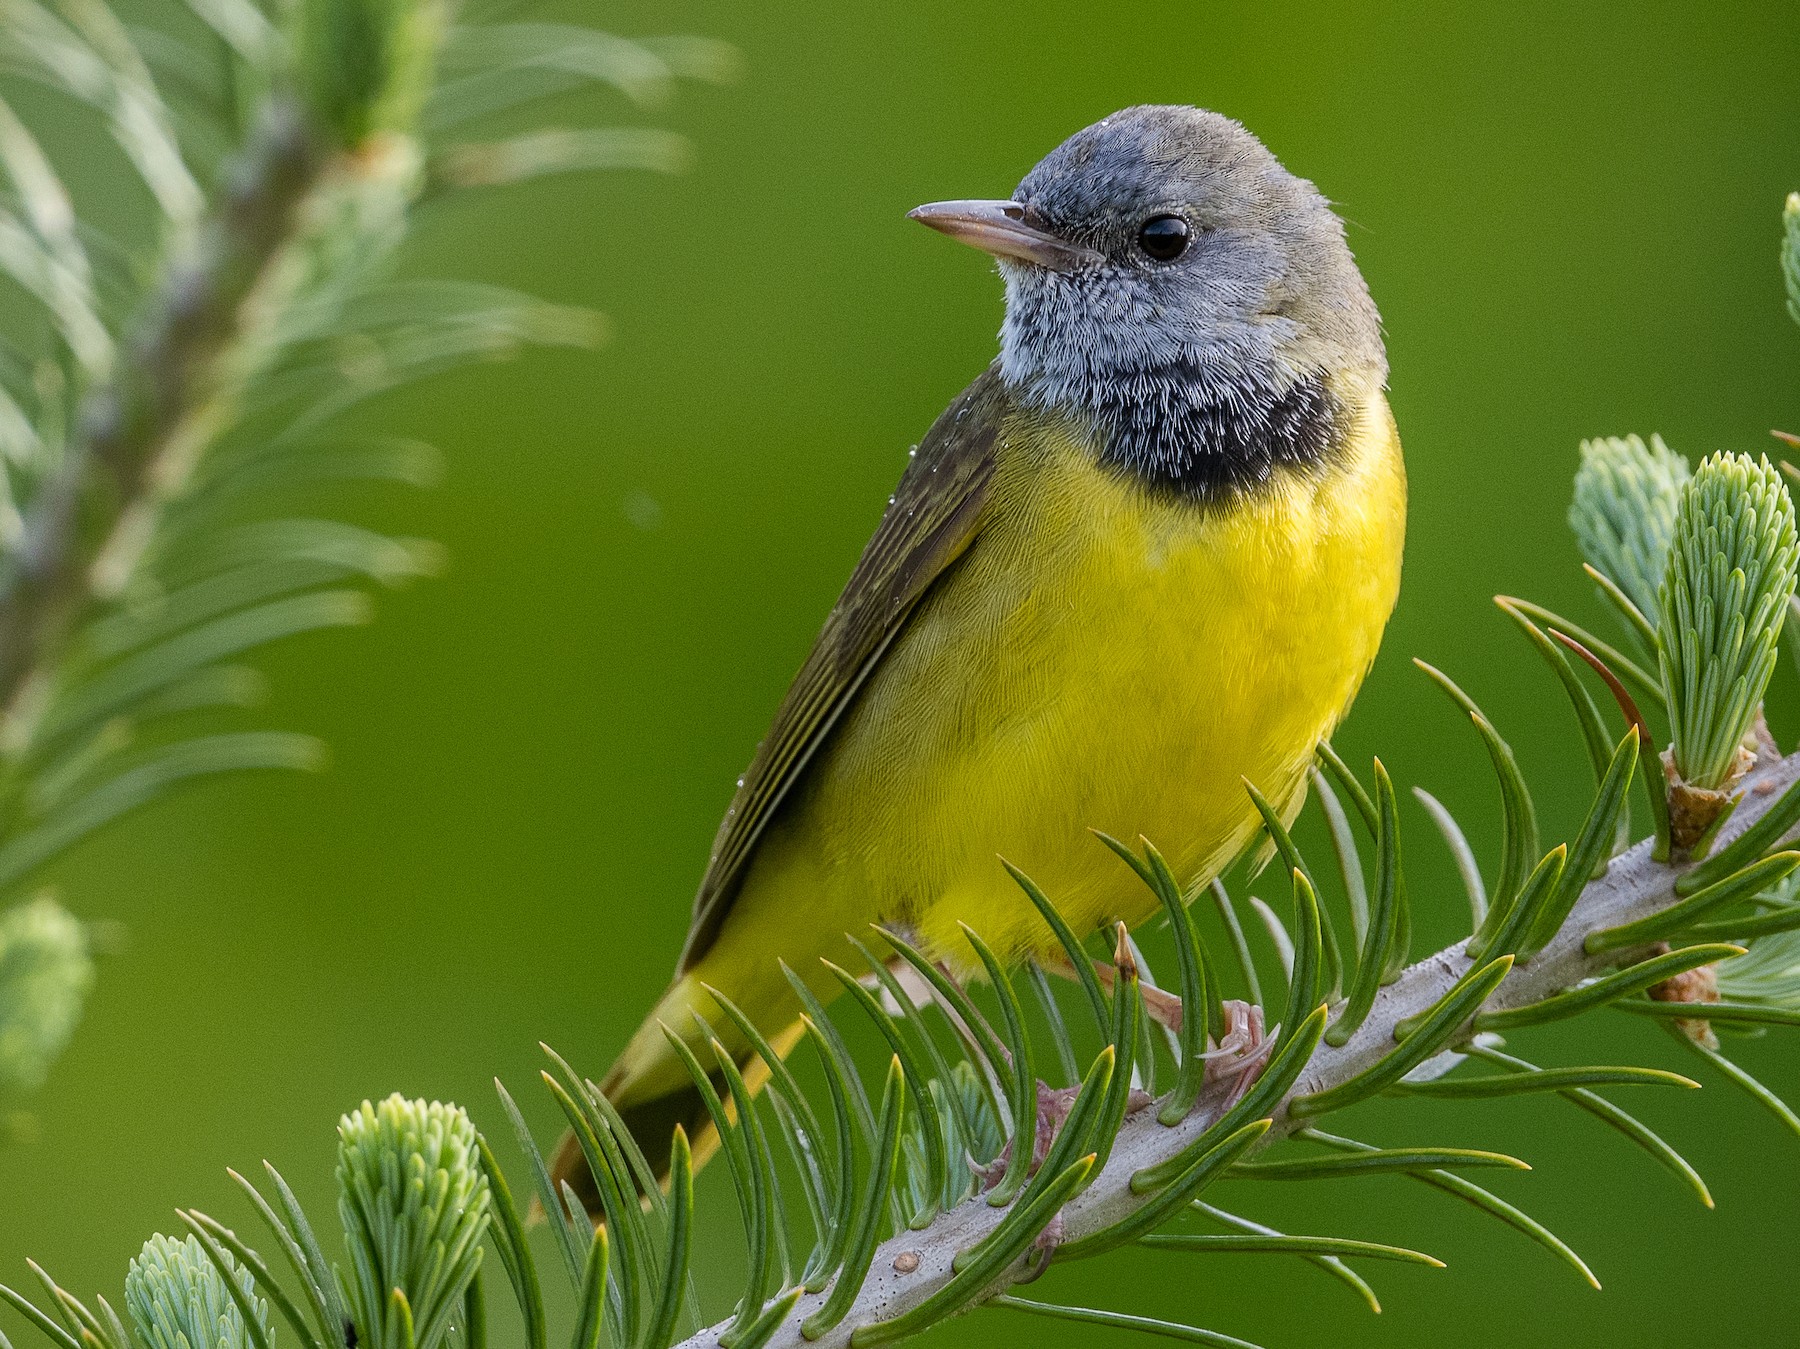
<box><xmin>1136</xmin><ymin>214</ymin><xmax>1191</xmax><ymax>262</ymax></box>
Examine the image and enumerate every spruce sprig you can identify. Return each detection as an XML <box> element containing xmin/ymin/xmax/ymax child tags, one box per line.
<box><xmin>1569</xmin><ymin>433</ymin><xmax>1690</xmax><ymax>624</ymax></box>
<box><xmin>1659</xmin><ymin>452</ymin><xmax>1798</xmax><ymax>792</ymax></box>
<box><xmin>126</xmin><ymin>1235</ymin><xmax>273</xmax><ymax>1349</ymax></box>
<box><xmin>0</xmin><ymin>896</ymin><xmax>93</xmax><ymax>1099</ymax></box>
<box><xmin>336</xmin><ymin>1096</ymin><xmax>490</xmax><ymax>1349</ymax></box>
<box><xmin>0</xmin><ymin>0</ymin><xmax>717</xmax><ymax>1109</ymax></box>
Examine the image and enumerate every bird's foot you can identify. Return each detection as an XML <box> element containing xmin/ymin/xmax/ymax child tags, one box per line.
<box><xmin>971</xmin><ymin>1076</ymin><xmax>1154</xmax><ymax>1191</ymax></box>
<box><xmin>974</xmin><ymin>1074</ymin><xmax>1154</xmax><ymax>1273</ymax></box>
<box><xmin>1206</xmin><ymin>998</ymin><xmax>1274</xmax><ymax>1111</ymax></box>
<box><xmin>1049</xmin><ymin>953</ymin><xmax>1274</xmax><ymax>1105</ymax></box>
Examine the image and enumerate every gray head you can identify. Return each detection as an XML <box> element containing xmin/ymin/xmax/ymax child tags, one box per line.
<box><xmin>911</xmin><ymin>106</ymin><xmax>1384</xmax><ymax>496</ymax></box>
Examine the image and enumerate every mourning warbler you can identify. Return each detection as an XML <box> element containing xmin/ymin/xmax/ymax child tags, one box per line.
<box><xmin>554</xmin><ymin>104</ymin><xmax>1406</xmax><ymax>1201</ymax></box>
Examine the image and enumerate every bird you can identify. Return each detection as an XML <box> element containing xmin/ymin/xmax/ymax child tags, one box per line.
<box><xmin>553</xmin><ymin>104</ymin><xmax>1406</xmax><ymax>1205</ymax></box>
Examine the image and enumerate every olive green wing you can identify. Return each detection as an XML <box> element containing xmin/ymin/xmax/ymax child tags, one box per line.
<box><xmin>677</xmin><ymin>365</ymin><xmax>1010</xmax><ymax>972</ymax></box>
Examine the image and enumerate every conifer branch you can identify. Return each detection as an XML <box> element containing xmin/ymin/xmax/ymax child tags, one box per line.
<box><xmin>672</xmin><ymin>748</ymin><xmax>1800</xmax><ymax>1349</ymax></box>
<box><xmin>0</xmin><ymin>97</ymin><xmax>325</xmax><ymax>719</ymax></box>
<box><xmin>0</xmin><ymin>0</ymin><xmax>718</xmax><ymax>1120</ymax></box>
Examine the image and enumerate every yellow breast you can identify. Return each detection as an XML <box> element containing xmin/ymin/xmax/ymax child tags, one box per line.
<box><xmin>711</xmin><ymin>390</ymin><xmax>1405</xmax><ymax>992</ymax></box>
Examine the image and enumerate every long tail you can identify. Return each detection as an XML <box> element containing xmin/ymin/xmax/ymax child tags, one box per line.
<box><xmin>549</xmin><ymin>972</ymin><xmax>805</xmax><ymax>1217</ymax></box>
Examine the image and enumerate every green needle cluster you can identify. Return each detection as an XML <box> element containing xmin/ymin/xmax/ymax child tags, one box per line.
<box><xmin>1570</xmin><ymin>434</ymin><xmax>1690</xmax><ymax>622</ymax></box>
<box><xmin>1713</xmin><ymin>872</ymin><xmax>1800</xmax><ymax>1011</ymax></box>
<box><xmin>336</xmin><ymin>1096</ymin><xmax>491</xmax><ymax>1349</ymax></box>
<box><xmin>0</xmin><ymin>898</ymin><xmax>93</xmax><ymax>1097</ymax></box>
<box><xmin>125</xmin><ymin>1235</ymin><xmax>272</xmax><ymax>1349</ymax></box>
<box><xmin>1660</xmin><ymin>452</ymin><xmax>1799</xmax><ymax>791</ymax></box>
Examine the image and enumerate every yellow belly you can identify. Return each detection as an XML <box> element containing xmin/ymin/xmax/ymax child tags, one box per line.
<box><xmin>682</xmin><ymin>393</ymin><xmax>1405</xmax><ymax>1025</ymax></box>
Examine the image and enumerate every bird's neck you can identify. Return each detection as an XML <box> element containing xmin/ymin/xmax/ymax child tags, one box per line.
<box><xmin>1008</xmin><ymin>346</ymin><xmax>1370</xmax><ymax>499</ymax></box>
<box><xmin>1098</xmin><ymin>357</ymin><xmax>1354</xmax><ymax>497</ymax></box>
<box><xmin>999</xmin><ymin>309</ymin><xmax>1383</xmax><ymax>498</ymax></box>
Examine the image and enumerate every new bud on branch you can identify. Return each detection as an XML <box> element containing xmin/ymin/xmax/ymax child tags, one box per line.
<box><xmin>125</xmin><ymin>1235</ymin><xmax>273</xmax><ymax>1349</ymax></box>
<box><xmin>337</xmin><ymin>1095</ymin><xmax>492</xmax><ymax>1349</ymax></box>
<box><xmin>1659</xmin><ymin>452</ymin><xmax>1798</xmax><ymax>806</ymax></box>
<box><xmin>1569</xmin><ymin>433</ymin><xmax>1688</xmax><ymax>622</ymax></box>
<box><xmin>0</xmin><ymin>898</ymin><xmax>94</xmax><ymax>1099</ymax></box>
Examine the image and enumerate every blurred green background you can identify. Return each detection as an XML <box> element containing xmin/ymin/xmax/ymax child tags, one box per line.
<box><xmin>6</xmin><ymin>0</ymin><xmax>1800</xmax><ymax>1345</ymax></box>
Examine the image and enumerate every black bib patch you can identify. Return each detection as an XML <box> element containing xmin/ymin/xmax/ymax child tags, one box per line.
<box><xmin>1093</xmin><ymin>364</ymin><xmax>1348</xmax><ymax>498</ymax></box>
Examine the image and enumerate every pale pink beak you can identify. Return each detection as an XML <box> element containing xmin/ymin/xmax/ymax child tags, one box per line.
<box><xmin>908</xmin><ymin>199</ymin><xmax>1103</xmax><ymax>272</ymax></box>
